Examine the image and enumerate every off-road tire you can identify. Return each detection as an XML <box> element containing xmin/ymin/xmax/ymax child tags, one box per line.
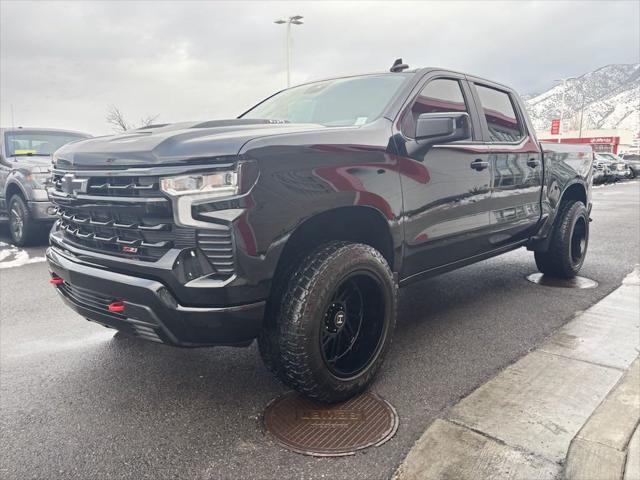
<box><xmin>270</xmin><ymin>241</ymin><xmax>397</xmax><ymax>403</ymax></box>
<box><xmin>535</xmin><ymin>200</ymin><xmax>589</xmax><ymax>279</ymax></box>
<box><xmin>257</xmin><ymin>248</ymin><xmax>309</xmax><ymax>387</ymax></box>
<box><xmin>8</xmin><ymin>195</ymin><xmax>39</xmax><ymax>247</ymax></box>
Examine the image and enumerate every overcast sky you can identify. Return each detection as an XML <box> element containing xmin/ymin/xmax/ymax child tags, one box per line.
<box><xmin>1</xmin><ymin>0</ymin><xmax>638</xmax><ymax>135</ymax></box>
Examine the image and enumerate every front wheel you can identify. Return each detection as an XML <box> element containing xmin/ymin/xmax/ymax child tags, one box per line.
<box><xmin>267</xmin><ymin>241</ymin><xmax>397</xmax><ymax>403</ymax></box>
<box><xmin>534</xmin><ymin>200</ymin><xmax>589</xmax><ymax>279</ymax></box>
<box><xmin>8</xmin><ymin>195</ymin><xmax>38</xmax><ymax>247</ymax></box>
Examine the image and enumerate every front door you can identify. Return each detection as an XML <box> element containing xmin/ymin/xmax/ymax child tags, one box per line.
<box><xmin>396</xmin><ymin>75</ymin><xmax>495</xmax><ymax>279</ymax></box>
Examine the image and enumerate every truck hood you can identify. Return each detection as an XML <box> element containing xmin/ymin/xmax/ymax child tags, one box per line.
<box><xmin>6</xmin><ymin>155</ymin><xmax>52</xmax><ymax>171</ymax></box>
<box><xmin>53</xmin><ymin>119</ymin><xmax>325</xmax><ymax>169</ymax></box>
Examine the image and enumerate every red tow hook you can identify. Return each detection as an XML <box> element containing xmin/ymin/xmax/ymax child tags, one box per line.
<box><xmin>49</xmin><ymin>276</ymin><xmax>64</xmax><ymax>286</ymax></box>
<box><xmin>108</xmin><ymin>301</ymin><xmax>126</xmax><ymax>313</ymax></box>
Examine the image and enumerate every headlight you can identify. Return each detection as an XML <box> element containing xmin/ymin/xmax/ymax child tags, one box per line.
<box><xmin>160</xmin><ymin>170</ymin><xmax>242</xmax><ymax>229</ymax></box>
<box><xmin>160</xmin><ymin>171</ymin><xmax>237</xmax><ymax>197</ymax></box>
<box><xmin>28</xmin><ymin>171</ymin><xmax>51</xmax><ymax>189</ymax></box>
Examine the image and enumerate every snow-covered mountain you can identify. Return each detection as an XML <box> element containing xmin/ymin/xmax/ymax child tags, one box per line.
<box><xmin>525</xmin><ymin>64</ymin><xmax>640</xmax><ymax>134</ymax></box>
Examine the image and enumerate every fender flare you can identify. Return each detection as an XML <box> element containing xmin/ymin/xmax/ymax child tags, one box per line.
<box><xmin>528</xmin><ymin>178</ymin><xmax>589</xmax><ymax>252</ymax></box>
<box><xmin>4</xmin><ymin>177</ymin><xmax>30</xmax><ymax>202</ymax></box>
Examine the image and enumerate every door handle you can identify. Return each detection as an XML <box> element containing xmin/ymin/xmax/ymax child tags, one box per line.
<box><xmin>527</xmin><ymin>158</ymin><xmax>540</xmax><ymax>168</ymax></box>
<box><xmin>470</xmin><ymin>159</ymin><xmax>489</xmax><ymax>171</ymax></box>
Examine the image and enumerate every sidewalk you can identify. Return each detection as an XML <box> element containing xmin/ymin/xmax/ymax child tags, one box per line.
<box><xmin>395</xmin><ymin>268</ymin><xmax>640</xmax><ymax>480</ymax></box>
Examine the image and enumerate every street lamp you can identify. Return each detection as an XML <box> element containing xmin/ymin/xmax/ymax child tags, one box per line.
<box><xmin>274</xmin><ymin>15</ymin><xmax>304</xmax><ymax>87</ymax></box>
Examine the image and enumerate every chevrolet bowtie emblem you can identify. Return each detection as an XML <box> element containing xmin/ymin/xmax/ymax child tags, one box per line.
<box><xmin>60</xmin><ymin>174</ymin><xmax>88</xmax><ymax>197</ymax></box>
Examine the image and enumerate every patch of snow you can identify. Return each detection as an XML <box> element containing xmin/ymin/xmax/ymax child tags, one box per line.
<box><xmin>0</xmin><ymin>244</ymin><xmax>46</xmax><ymax>269</ymax></box>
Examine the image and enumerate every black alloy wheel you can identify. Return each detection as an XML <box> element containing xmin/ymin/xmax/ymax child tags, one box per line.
<box><xmin>320</xmin><ymin>273</ymin><xmax>386</xmax><ymax>379</ymax></box>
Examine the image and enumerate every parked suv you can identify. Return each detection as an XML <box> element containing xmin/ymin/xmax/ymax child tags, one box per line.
<box><xmin>1</xmin><ymin>128</ymin><xmax>90</xmax><ymax>245</ymax></box>
<box><xmin>47</xmin><ymin>65</ymin><xmax>593</xmax><ymax>402</ymax></box>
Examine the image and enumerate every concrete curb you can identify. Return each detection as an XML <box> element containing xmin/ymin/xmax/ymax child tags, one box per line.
<box><xmin>565</xmin><ymin>359</ymin><xmax>639</xmax><ymax>480</ymax></box>
<box><xmin>394</xmin><ymin>268</ymin><xmax>640</xmax><ymax>480</ymax></box>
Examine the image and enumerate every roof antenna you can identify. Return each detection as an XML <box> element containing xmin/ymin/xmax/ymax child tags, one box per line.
<box><xmin>390</xmin><ymin>58</ymin><xmax>409</xmax><ymax>72</ymax></box>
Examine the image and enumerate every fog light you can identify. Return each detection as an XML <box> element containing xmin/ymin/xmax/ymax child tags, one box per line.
<box><xmin>46</xmin><ymin>206</ymin><xmax>57</xmax><ymax>215</ymax></box>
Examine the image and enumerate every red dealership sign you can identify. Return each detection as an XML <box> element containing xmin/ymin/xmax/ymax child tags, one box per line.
<box><xmin>550</xmin><ymin>119</ymin><xmax>560</xmax><ymax>135</ymax></box>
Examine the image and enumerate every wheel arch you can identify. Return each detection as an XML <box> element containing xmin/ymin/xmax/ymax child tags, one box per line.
<box><xmin>5</xmin><ymin>180</ymin><xmax>27</xmax><ymax>203</ymax></box>
<box><xmin>273</xmin><ymin>206</ymin><xmax>396</xmax><ymax>279</ymax></box>
<box><xmin>559</xmin><ymin>181</ymin><xmax>588</xmax><ymax>206</ymax></box>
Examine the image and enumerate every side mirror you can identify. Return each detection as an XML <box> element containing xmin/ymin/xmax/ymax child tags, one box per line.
<box><xmin>415</xmin><ymin>112</ymin><xmax>470</xmax><ymax>144</ymax></box>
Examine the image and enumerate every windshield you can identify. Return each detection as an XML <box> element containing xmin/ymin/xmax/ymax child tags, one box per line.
<box><xmin>241</xmin><ymin>74</ymin><xmax>410</xmax><ymax>127</ymax></box>
<box><xmin>4</xmin><ymin>130</ymin><xmax>87</xmax><ymax>157</ymax></box>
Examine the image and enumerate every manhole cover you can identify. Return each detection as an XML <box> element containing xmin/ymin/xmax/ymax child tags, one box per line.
<box><xmin>263</xmin><ymin>391</ymin><xmax>398</xmax><ymax>457</ymax></box>
<box><xmin>526</xmin><ymin>273</ymin><xmax>598</xmax><ymax>289</ymax></box>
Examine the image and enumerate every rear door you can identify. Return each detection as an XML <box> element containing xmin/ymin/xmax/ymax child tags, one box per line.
<box><xmin>469</xmin><ymin>81</ymin><xmax>543</xmax><ymax>246</ymax></box>
<box><xmin>396</xmin><ymin>73</ymin><xmax>496</xmax><ymax>278</ymax></box>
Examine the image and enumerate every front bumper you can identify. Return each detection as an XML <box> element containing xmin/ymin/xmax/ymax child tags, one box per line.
<box><xmin>28</xmin><ymin>200</ymin><xmax>57</xmax><ymax>221</ymax></box>
<box><xmin>46</xmin><ymin>246</ymin><xmax>265</xmax><ymax>347</ymax></box>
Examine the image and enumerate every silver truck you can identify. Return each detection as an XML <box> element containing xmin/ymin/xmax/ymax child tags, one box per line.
<box><xmin>1</xmin><ymin>127</ymin><xmax>90</xmax><ymax>245</ymax></box>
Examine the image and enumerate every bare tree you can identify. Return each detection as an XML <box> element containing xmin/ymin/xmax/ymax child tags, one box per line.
<box><xmin>106</xmin><ymin>105</ymin><xmax>159</xmax><ymax>132</ymax></box>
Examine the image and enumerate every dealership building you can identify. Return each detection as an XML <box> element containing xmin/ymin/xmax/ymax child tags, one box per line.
<box><xmin>538</xmin><ymin>128</ymin><xmax>639</xmax><ymax>155</ymax></box>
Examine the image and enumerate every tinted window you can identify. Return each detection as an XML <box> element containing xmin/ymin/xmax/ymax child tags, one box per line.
<box><xmin>402</xmin><ymin>78</ymin><xmax>468</xmax><ymax>137</ymax></box>
<box><xmin>475</xmin><ymin>85</ymin><xmax>523</xmax><ymax>142</ymax></box>
<box><xmin>242</xmin><ymin>74</ymin><xmax>410</xmax><ymax>127</ymax></box>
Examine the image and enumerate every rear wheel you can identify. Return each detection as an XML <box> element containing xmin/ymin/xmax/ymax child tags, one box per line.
<box><xmin>534</xmin><ymin>200</ymin><xmax>589</xmax><ymax>279</ymax></box>
<box><xmin>263</xmin><ymin>241</ymin><xmax>397</xmax><ymax>403</ymax></box>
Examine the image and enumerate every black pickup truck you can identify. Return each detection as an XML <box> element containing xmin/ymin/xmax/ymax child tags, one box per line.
<box><xmin>47</xmin><ymin>64</ymin><xmax>593</xmax><ymax>402</ymax></box>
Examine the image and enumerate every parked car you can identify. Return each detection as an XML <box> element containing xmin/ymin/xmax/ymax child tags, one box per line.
<box><xmin>0</xmin><ymin>127</ymin><xmax>91</xmax><ymax>245</ymax></box>
<box><xmin>46</xmin><ymin>64</ymin><xmax>593</xmax><ymax>402</ymax></box>
<box><xmin>620</xmin><ymin>153</ymin><xmax>640</xmax><ymax>178</ymax></box>
<box><xmin>594</xmin><ymin>153</ymin><xmax>631</xmax><ymax>182</ymax></box>
<box><xmin>592</xmin><ymin>158</ymin><xmax>607</xmax><ymax>184</ymax></box>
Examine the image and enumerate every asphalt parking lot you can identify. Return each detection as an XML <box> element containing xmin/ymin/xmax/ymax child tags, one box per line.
<box><xmin>1</xmin><ymin>181</ymin><xmax>639</xmax><ymax>480</ymax></box>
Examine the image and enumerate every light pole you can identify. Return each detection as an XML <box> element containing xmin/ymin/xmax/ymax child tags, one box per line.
<box><xmin>274</xmin><ymin>15</ymin><xmax>303</xmax><ymax>87</ymax></box>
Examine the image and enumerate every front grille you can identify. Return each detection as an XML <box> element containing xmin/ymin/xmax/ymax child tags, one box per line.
<box><xmin>51</xmin><ymin>171</ymin><xmax>236</xmax><ymax>278</ymax></box>
<box><xmin>54</xmin><ymin>203</ymin><xmax>189</xmax><ymax>261</ymax></box>
<box><xmin>197</xmin><ymin>227</ymin><xmax>235</xmax><ymax>276</ymax></box>
<box><xmin>51</xmin><ymin>172</ymin><xmax>195</xmax><ymax>261</ymax></box>
<box><xmin>52</xmin><ymin>174</ymin><xmax>159</xmax><ymax>198</ymax></box>
<box><xmin>87</xmin><ymin>176</ymin><xmax>159</xmax><ymax>197</ymax></box>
